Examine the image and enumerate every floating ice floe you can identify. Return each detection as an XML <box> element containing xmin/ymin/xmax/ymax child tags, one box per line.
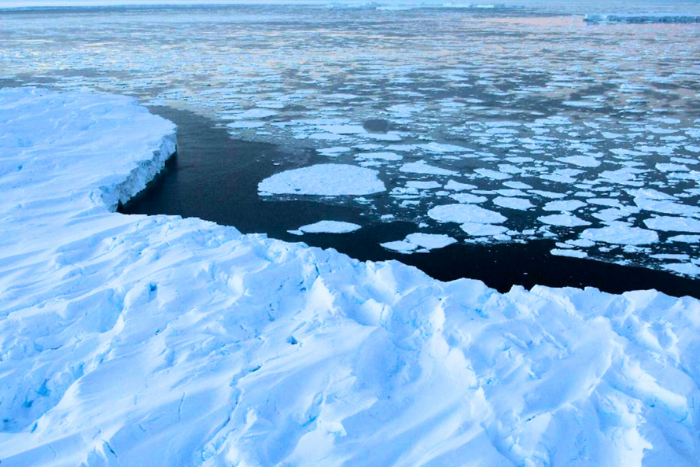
<box><xmin>460</xmin><ymin>222</ymin><xmax>509</xmax><ymax>236</ymax></box>
<box><xmin>663</xmin><ymin>262</ymin><xmax>700</xmax><ymax>276</ymax></box>
<box><xmin>538</xmin><ymin>213</ymin><xmax>591</xmax><ymax>227</ymax></box>
<box><xmin>428</xmin><ymin>203</ymin><xmax>507</xmax><ymax>224</ymax></box>
<box><xmin>399</xmin><ymin>160</ymin><xmax>458</xmax><ymax>176</ymax></box>
<box><xmin>551</xmin><ymin>248</ymin><xmax>588</xmax><ymax>258</ymax></box>
<box><xmin>381</xmin><ymin>233</ymin><xmax>457</xmax><ymax>253</ymax></box>
<box><xmin>318</xmin><ymin>146</ymin><xmax>351</xmax><ymax>157</ymax></box>
<box><xmin>582</xmin><ymin>222</ymin><xmax>660</xmax><ymax>245</ymax></box>
<box><xmin>258</xmin><ymin>164</ymin><xmax>386</xmax><ymax>196</ymax></box>
<box><xmin>444</xmin><ymin>179</ymin><xmax>476</xmax><ymax>191</ymax></box>
<box><xmin>644</xmin><ymin>216</ymin><xmax>700</xmax><ymax>233</ymax></box>
<box><xmin>296</xmin><ymin>220</ymin><xmax>362</xmax><ymax>234</ymax></box>
<box><xmin>493</xmin><ymin>196</ymin><xmax>533</xmax><ymax>211</ymax></box>
<box><xmin>557</xmin><ymin>155</ymin><xmax>601</xmax><ymax>168</ymax></box>
<box><xmin>451</xmin><ymin>192</ymin><xmax>488</xmax><ymax>204</ymax></box>
<box><xmin>543</xmin><ymin>199</ymin><xmax>587</xmax><ymax>212</ymax></box>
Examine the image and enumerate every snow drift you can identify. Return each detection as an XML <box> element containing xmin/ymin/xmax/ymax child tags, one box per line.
<box><xmin>1</xmin><ymin>88</ymin><xmax>700</xmax><ymax>466</ymax></box>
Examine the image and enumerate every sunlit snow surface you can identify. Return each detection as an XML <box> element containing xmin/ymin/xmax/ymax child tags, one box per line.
<box><xmin>2</xmin><ymin>87</ymin><xmax>700</xmax><ymax>466</ymax></box>
<box><xmin>1</xmin><ymin>3</ymin><xmax>699</xmax><ymax>277</ymax></box>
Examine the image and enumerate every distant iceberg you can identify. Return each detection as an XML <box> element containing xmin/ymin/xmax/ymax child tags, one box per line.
<box><xmin>585</xmin><ymin>14</ymin><xmax>700</xmax><ymax>24</ymax></box>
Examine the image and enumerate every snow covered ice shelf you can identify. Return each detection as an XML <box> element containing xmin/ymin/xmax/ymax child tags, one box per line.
<box><xmin>2</xmin><ymin>88</ymin><xmax>700</xmax><ymax>466</ymax></box>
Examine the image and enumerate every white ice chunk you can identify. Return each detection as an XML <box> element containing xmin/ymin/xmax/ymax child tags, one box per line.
<box><xmin>298</xmin><ymin>221</ymin><xmax>362</xmax><ymax>234</ymax></box>
<box><xmin>258</xmin><ymin>164</ymin><xmax>386</xmax><ymax>196</ymax></box>
<box><xmin>451</xmin><ymin>193</ymin><xmax>488</xmax><ymax>204</ymax></box>
<box><xmin>551</xmin><ymin>248</ymin><xmax>588</xmax><ymax>258</ymax></box>
<box><xmin>429</xmin><ymin>204</ymin><xmax>507</xmax><ymax>224</ymax></box>
<box><xmin>405</xmin><ymin>233</ymin><xmax>457</xmax><ymax>250</ymax></box>
<box><xmin>644</xmin><ymin>216</ymin><xmax>700</xmax><ymax>233</ymax></box>
<box><xmin>460</xmin><ymin>222</ymin><xmax>509</xmax><ymax>236</ymax></box>
<box><xmin>538</xmin><ymin>214</ymin><xmax>591</xmax><ymax>227</ymax></box>
<box><xmin>582</xmin><ymin>222</ymin><xmax>659</xmax><ymax>245</ymax></box>
<box><xmin>445</xmin><ymin>180</ymin><xmax>477</xmax><ymax>191</ymax></box>
<box><xmin>493</xmin><ymin>196</ymin><xmax>533</xmax><ymax>211</ymax></box>
<box><xmin>400</xmin><ymin>161</ymin><xmax>458</xmax><ymax>176</ymax></box>
<box><xmin>557</xmin><ymin>155</ymin><xmax>601</xmax><ymax>168</ymax></box>
<box><xmin>544</xmin><ymin>200</ymin><xmax>587</xmax><ymax>212</ymax></box>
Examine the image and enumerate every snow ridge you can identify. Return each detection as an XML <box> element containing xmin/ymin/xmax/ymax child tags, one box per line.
<box><xmin>1</xmin><ymin>88</ymin><xmax>700</xmax><ymax>467</ymax></box>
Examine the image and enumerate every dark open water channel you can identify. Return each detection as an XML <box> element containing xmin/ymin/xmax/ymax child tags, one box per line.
<box><xmin>120</xmin><ymin>107</ymin><xmax>700</xmax><ymax>299</ymax></box>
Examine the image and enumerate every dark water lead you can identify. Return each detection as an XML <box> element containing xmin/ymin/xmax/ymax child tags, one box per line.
<box><xmin>120</xmin><ymin>106</ymin><xmax>700</xmax><ymax>300</ymax></box>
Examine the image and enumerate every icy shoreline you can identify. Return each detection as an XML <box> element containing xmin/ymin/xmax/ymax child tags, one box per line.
<box><xmin>1</xmin><ymin>88</ymin><xmax>700</xmax><ymax>466</ymax></box>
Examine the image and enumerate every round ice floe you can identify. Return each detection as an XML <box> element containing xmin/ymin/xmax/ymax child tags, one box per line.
<box><xmin>258</xmin><ymin>164</ymin><xmax>386</xmax><ymax>196</ymax></box>
<box><xmin>381</xmin><ymin>233</ymin><xmax>456</xmax><ymax>254</ymax></box>
<box><xmin>551</xmin><ymin>248</ymin><xmax>588</xmax><ymax>258</ymax></box>
<box><xmin>428</xmin><ymin>204</ymin><xmax>507</xmax><ymax>224</ymax></box>
<box><xmin>460</xmin><ymin>222</ymin><xmax>508</xmax><ymax>236</ymax></box>
<box><xmin>538</xmin><ymin>214</ymin><xmax>591</xmax><ymax>227</ymax></box>
<box><xmin>381</xmin><ymin>240</ymin><xmax>417</xmax><ymax>254</ymax></box>
<box><xmin>581</xmin><ymin>222</ymin><xmax>659</xmax><ymax>245</ymax></box>
<box><xmin>318</xmin><ymin>146</ymin><xmax>351</xmax><ymax>157</ymax></box>
<box><xmin>557</xmin><ymin>155</ymin><xmax>601</xmax><ymax>168</ymax></box>
<box><xmin>400</xmin><ymin>160</ymin><xmax>457</xmax><ymax>176</ymax></box>
<box><xmin>493</xmin><ymin>196</ymin><xmax>533</xmax><ymax>211</ymax></box>
<box><xmin>450</xmin><ymin>193</ymin><xmax>487</xmax><ymax>204</ymax></box>
<box><xmin>644</xmin><ymin>216</ymin><xmax>700</xmax><ymax>233</ymax></box>
<box><xmin>405</xmin><ymin>233</ymin><xmax>457</xmax><ymax>250</ymax></box>
<box><xmin>298</xmin><ymin>221</ymin><xmax>361</xmax><ymax>234</ymax></box>
<box><xmin>543</xmin><ymin>200</ymin><xmax>587</xmax><ymax>212</ymax></box>
<box><xmin>663</xmin><ymin>262</ymin><xmax>700</xmax><ymax>276</ymax></box>
<box><xmin>445</xmin><ymin>180</ymin><xmax>477</xmax><ymax>191</ymax></box>
<box><xmin>406</xmin><ymin>181</ymin><xmax>441</xmax><ymax>189</ymax></box>
<box><xmin>669</xmin><ymin>234</ymin><xmax>700</xmax><ymax>243</ymax></box>
<box><xmin>475</xmin><ymin>168</ymin><xmax>511</xmax><ymax>180</ymax></box>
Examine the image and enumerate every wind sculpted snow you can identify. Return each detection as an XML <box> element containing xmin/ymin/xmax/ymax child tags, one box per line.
<box><xmin>1</xmin><ymin>88</ymin><xmax>700</xmax><ymax>466</ymax></box>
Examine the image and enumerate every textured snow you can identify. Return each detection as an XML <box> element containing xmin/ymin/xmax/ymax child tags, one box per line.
<box><xmin>258</xmin><ymin>164</ymin><xmax>386</xmax><ymax>196</ymax></box>
<box><xmin>298</xmin><ymin>221</ymin><xmax>362</xmax><ymax>234</ymax></box>
<box><xmin>3</xmin><ymin>88</ymin><xmax>700</xmax><ymax>467</ymax></box>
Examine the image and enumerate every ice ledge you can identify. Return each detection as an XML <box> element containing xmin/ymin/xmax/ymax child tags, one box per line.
<box><xmin>97</xmin><ymin>130</ymin><xmax>177</xmax><ymax>211</ymax></box>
